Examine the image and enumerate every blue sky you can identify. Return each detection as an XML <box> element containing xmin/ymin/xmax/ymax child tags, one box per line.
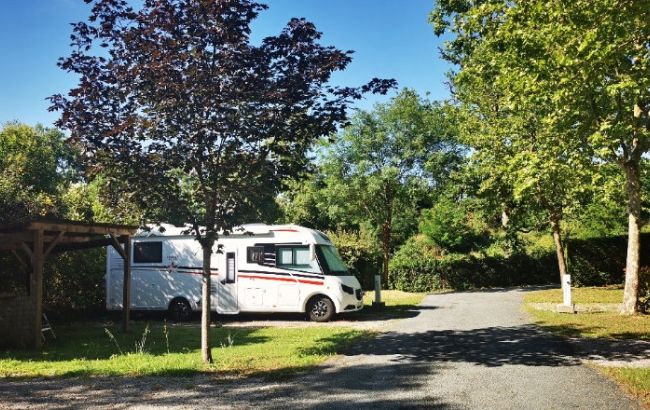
<box><xmin>0</xmin><ymin>0</ymin><xmax>451</xmax><ymax>127</ymax></box>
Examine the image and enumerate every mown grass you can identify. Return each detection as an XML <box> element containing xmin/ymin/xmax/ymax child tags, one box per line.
<box><xmin>523</xmin><ymin>307</ymin><xmax>649</xmax><ymax>340</ymax></box>
<box><xmin>600</xmin><ymin>367</ymin><xmax>650</xmax><ymax>407</ymax></box>
<box><xmin>363</xmin><ymin>289</ymin><xmax>427</xmax><ymax>308</ymax></box>
<box><xmin>523</xmin><ymin>287</ymin><xmax>649</xmax><ymax>339</ymax></box>
<box><xmin>523</xmin><ymin>286</ymin><xmax>624</xmax><ymax>304</ymax></box>
<box><xmin>0</xmin><ymin>323</ymin><xmax>366</xmax><ymax>378</ymax></box>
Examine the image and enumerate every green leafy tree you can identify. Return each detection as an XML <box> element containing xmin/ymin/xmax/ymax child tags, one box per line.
<box><xmin>419</xmin><ymin>194</ymin><xmax>489</xmax><ymax>252</ymax></box>
<box><xmin>539</xmin><ymin>0</ymin><xmax>650</xmax><ymax>314</ymax></box>
<box><xmin>51</xmin><ymin>0</ymin><xmax>393</xmax><ymax>363</ymax></box>
<box><xmin>439</xmin><ymin>0</ymin><xmax>650</xmax><ymax>314</ymax></box>
<box><xmin>0</xmin><ymin>122</ymin><xmax>72</xmax><ymax>224</ymax></box>
<box><xmin>431</xmin><ymin>0</ymin><xmax>613</xmax><ymax>287</ymax></box>
<box><xmin>312</xmin><ymin>89</ymin><xmax>463</xmax><ymax>285</ymax></box>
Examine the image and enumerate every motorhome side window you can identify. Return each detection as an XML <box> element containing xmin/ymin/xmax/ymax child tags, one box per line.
<box><xmin>133</xmin><ymin>242</ymin><xmax>163</xmax><ymax>263</ymax></box>
<box><xmin>276</xmin><ymin>246</ymin><xmax>321</xmax><ymax>274</ymax></box>
<box><xmin>247</xmin><ymin>246</ymin><xmax>265</xmax><ymax>264</ymax></box>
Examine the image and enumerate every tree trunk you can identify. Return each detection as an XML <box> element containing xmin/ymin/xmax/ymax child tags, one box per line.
<box><xmin>201</xmin><ymin>243</ymin><xmax>213</xmax><ymax>364</ymax></box>
<box><xmin>621</xmin><ymin>160</ymin><xmax>642</xmax><ymax>315</ymax></box>
<box><xmin>381</xmin><ymin>221</ymin><xmax>391</xmax><ymax>287</ymax></box>
<box><xmin>501</xmin><ymin>208</ymin><xmax>510</xmax><ymax>229</ymax></box>
<box><xmin>550</xmin><ymin>216</ymin><xmax>567</xmax><ymax>284</ymax></box>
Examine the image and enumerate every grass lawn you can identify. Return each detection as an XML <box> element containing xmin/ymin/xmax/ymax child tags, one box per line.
<box><xmin>600</xmin><ymin>367</ymin><xmax>650</xmax><ymax>407</ymax></box>
<box><xmin>523</xmin><ymin>308</ymin><xmax>649</xmax><ymax>339</ymax></box>
<box><xmin>363</xmin><ymin>289</ymin><xmax>427</xmax><ymax>308</ymax></box>
<box><xmin>523</xmin><ymin>286</ymin><xmax>624</xmax><ymax>304</ymax></box>
<box><xmin>0</xmin><ymin>322</ymin><xmax>366</xmax><ymax>378</ymax></box>
<box><xmin>523</xmin><ymin>287</ymin><xmax>649</xmax><ymax>340</ymax></box>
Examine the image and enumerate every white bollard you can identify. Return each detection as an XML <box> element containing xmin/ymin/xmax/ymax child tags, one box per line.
<box><xmin>556</xmin><ymin>274</ymin><xmax>576</xmax><ymax>313</ymax></box>
<box><xmin>373</xmin><ymin>275</ymin><xmax>385</xmax><ymax>308</ymax></box>
<box><xmin>562</xmin><ymin>274</ymin><xmax>572</xmax><ymax>306</ymax></box>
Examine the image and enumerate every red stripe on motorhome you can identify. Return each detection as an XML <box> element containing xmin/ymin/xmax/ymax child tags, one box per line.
<box><xmin>238</xmin><ymin>274</ymin><xmax>323</xmax><ymax>286</ymax></box>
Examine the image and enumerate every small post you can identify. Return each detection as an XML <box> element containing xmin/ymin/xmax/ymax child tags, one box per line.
<box><xmin>562</xmin><ymin>274</ymin><xmax>572</xmax><ymax>306</ymax></box>
<box><xmin>122</xmin><ymin>235</ymin><xmax>131</xmax><ymax>332</ymax></box>
<box><xmin>557</xmin><ymin>274</ymin><xmax>576</xmax><ymax>313</ymax></box>
<box><xmin>32</xmin><ymin>229</ymin><xmax>44</xmax><ymax>349</ymax></box>
<box><xmin>372</xmin><ymin>274</ymin><xmax>385</xmax><ymax>309</ymax></box>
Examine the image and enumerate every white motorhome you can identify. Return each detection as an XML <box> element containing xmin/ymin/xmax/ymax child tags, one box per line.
<box><xmin>105</xmin><ymin>223</ymin><xmax>363</xmax><ymax>322</ymax></box>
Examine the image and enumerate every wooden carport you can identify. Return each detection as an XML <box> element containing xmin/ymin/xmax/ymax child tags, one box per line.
<box><xmin>0</xmin><ymin>218</ymin><xmax>138</xmax><ymax>349</ymax></box>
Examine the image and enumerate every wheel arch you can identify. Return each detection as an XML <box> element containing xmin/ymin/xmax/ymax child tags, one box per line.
<box><xmin>168</xmin><ymin>296</ymin><xmax>192</xmax><ymax>310</ymax></box>
<box><xmin>303</xmin><ymin>292</ymin><xmax>339</xmax><ymax>314</ymax></box>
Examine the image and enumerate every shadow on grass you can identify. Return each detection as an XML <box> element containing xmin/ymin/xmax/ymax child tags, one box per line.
<box><xmin>2</xmin><ymin>324</ymin><xmax>268</xmax><ymax>363</ymax></box>
<box><xmin>534</xmin><ymin>319</ymin><xmax>650</xmax><ymax>341</ymax></box>
<box><xmin>0</xmin><ymin>326</ymin><xmax>371</xmax><ymax>381</ymax></box>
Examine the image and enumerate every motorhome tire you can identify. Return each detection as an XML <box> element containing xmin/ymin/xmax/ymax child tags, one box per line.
<box><xmin>307</xmin><ymin>295</ymin><xmax>335</xmax><ymax>322</ymax></box>
<box><xmin>168</xmin><ymin>298</ymin><xmax>191</xmax><ymax>322</ymax></box>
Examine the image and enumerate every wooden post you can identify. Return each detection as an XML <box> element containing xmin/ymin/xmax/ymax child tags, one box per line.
<box><xmin>32</xmin><ymin>229</ymin><xmax>44</xmax><ymax>349</ymax></box>
<box><xmin>122</xmin><ymin>235</ymin><xmax>131</xmax><ymax>333</ymax></box>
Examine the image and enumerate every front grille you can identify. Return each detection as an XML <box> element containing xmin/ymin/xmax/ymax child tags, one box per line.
<box><xmin>355</xmin><ymin>289</ymin><xmax>362</xmax><ymax>301</ymax></box>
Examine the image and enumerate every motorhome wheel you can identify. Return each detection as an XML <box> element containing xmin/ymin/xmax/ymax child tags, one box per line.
<box><xmin>307</xmin><ymin>296</ymin><xmax>334</xmax><ymax>322</ymax></box>
<box><xmin>168</xmin><ymin>298</ymin><xmax>191</xmax><ymax>322</ymax></box>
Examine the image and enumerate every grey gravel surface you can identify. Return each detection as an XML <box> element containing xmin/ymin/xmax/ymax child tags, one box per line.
<box><xmin>0</xmin><ymin>288</ymin><xmax>644</xmax><ymax>409</ymax></box>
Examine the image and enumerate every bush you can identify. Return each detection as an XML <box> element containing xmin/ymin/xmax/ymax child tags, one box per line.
<box><xmin>639</xmin><ymin>266</ymin><xmax>650</xmax><ymax>299</ymax></box>
<box><xmin>390</xmin><ymin>235</ymin><xmax>560</xmax><ymax>292</ymax></box>
<box><xmin>568</xmin><ymin>234</ymin><xmax>650</xmax><ymax>286</ymax></box>
<box><xmin>389</xmin><ymin>235</ymin><xmax>443</xmax><ymax>292</ymax></box>
<box><xmin>419</xmin><ymin>196</ymin><xmax>491</xmax><ymax>253</ymax></box>
<box><xmin>43</xmin><ymin>248</ymin><xmax>106</xmax><ymax>320</ymax></box>
<box><xmin>389</xmin><ymin>232</ymin><xmax>650</xmax><ymax>292</ymax></box>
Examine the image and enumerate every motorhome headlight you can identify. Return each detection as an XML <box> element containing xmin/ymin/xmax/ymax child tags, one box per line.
<box><xmin>341</xmin><ymin>284</ymin><xmax>354</xmax><ymax>295</ymax></box>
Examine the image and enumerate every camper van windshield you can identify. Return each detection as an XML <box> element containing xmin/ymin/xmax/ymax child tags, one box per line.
<box><xmin>317</xmin><ymin>245</ymin><xmax>349</xmax><ymax>275</ymax></box>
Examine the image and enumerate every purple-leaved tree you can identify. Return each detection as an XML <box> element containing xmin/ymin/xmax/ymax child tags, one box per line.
<box><xmin>50</xmin><ymin>0</ymin><xmax>395</xmax><ymax>363</ymax></box>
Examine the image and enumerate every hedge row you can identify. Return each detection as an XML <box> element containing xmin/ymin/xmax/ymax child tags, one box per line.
<box><xmin>389</xmin><ymin>234</ymin><xmax>650</xmax><ymax>292</ymax></box>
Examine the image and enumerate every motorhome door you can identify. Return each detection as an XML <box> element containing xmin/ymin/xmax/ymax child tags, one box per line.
<box><xmin>217</xmin><ymin>250</ymin><xmax>239</xmax><ymax>314</ymax></box>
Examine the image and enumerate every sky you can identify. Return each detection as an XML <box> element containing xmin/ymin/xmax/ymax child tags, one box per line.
<box><xmin>0</xmin><ymin>0</ymin><xmax>452</xmax><ymax>128</ymax></box>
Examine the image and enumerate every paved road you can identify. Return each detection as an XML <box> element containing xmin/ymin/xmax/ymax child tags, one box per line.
<box><xmin>0</xmin><ymin>289</ymin><xmax>643</xmax><ymax>409</ymax></box>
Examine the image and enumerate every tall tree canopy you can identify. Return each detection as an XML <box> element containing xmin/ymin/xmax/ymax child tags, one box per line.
<box><xmin>50</xmin><ymin>0</ymin><xmax>394</xmax><ymax>362</ymax></box>
<box><xmin>432</xmin><ymin>0</ymin><xmax>650</xmax><ymax>313</ymax></box>
<box><xmin>0</xmin><ymin>122</ymin><xmax>72</xmax><ymax>224</ymax></box>
<box><xmin>282</xmin><ymin>89</ymin><xmax>464</xmax><ymax>285</ymax></box>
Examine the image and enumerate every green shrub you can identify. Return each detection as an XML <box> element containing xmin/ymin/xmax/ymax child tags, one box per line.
<box><xmin>568</xmin><ymin>234</ymin><xmax>650</xmax><ymax>286</ymax></box>
<box><xmin>389</xmin><ymin>235</ymin><xmax>559</xmax><ymax>292</ymax></box>
<box><xmin>0</xmin><ymin>247</ymin><xmax>106</xmax><ymax>320</ymax></box>
<box><xmin>389</xmin><ymin>232</ymin><xmax>650</xmax><ymax>292</ymax></box>
<box><xmin>419</xmin><ymin>196</ymin><xmax>490</xmax><ymax>252</ymax></box>
<box><xmin>389</xmin><ymin>235</ymin><xmax>443</xmax><ymax>292</ymax></box>
<box><xmin>43</xmin><ymin>248</ymin><xmax>106</xmax><ymax>319</ymax></box>
<box><xmin>639</xmin><ymin>266</ymin><xmax>650</xmax><ymax>299</ymax></box>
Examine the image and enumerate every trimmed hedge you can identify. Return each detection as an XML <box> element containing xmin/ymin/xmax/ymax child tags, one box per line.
<box><xmin>568</xmin><ymin>234</ymin><xmax>650</xmax><ymax>286</ymax></box>
<box><xmin>389</xmin><ymin>233</ymin><xmax>650</xmax><ymax>292</ymax></box>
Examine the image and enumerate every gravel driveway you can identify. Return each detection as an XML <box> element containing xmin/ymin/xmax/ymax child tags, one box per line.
<box><xmin>0</xmin><ymin>288</ymin><xmax>644</xmax><ymax>409</ymax></box>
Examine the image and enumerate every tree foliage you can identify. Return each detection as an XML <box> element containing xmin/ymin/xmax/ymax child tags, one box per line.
<box><xmin>0</xmin><ymin>122</ymin><xmax>72</xmax><ymax>224</ymax></box>
<box><xmin>282</xmin><ymin>89</ymin><xmax>464</xmax><ymax>284</ymax></box>
<box><xmin>431</xmin><ymin>0</ymin><xmax>650</xmax><ymax>312</ymax></box>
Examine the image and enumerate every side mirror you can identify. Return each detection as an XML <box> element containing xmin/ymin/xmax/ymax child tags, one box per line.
<box><xmin>309</xmin><ymin>243</ymin><xmax>317</xmax><ymax>261</ymax></box>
